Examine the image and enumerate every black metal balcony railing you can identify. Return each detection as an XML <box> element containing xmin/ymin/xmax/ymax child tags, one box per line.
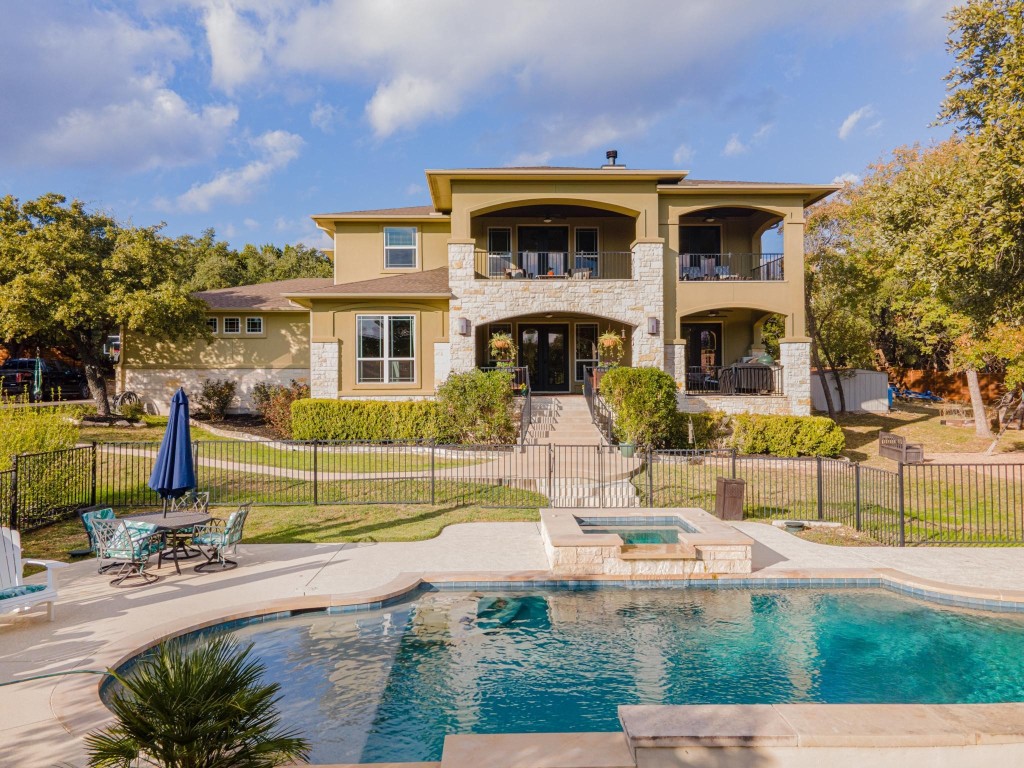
<box><xmin>685</xmin><ymin>364</ymin><xmax>784</xmax><ymax>395</ymax></box>
<box><xmin>678</xmin><ymin>253</ymin><xmax>784</xmax><ymax>281</ymax></box>
<box><xmin>475</xmin><ymin>251</ymin><xmax>632</xmax><ymax>280</ymax></box>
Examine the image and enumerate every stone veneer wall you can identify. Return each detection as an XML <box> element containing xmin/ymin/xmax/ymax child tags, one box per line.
<box><xmin>122</xmin><ymin>367</ymin><xmax>309</xmax><ymax>414</ymax></box>
<box><xmin>447</xmin><ymin>240</ymin><xmax>666</xmax><ymax>373</ymax></box>
<box><xmin>310</xmin><ymin>340</ymin><xmax>339</xmax><ymax>399</ymax></box>
<box><xmin>780</xmin><ymin>340</ymin><xmax>812</xmax><ymax>415</ymax></box>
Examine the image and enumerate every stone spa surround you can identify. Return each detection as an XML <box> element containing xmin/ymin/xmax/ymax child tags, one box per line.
<box><xmin>540</xmin><ymin>507</ymin><xmax>753</xmax><ymax>577</ymax></box>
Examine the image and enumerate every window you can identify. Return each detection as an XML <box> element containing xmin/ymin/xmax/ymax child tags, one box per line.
<box><xmin>384</xmin><ymin>227</ymin><xmax>417</xmax><ymax>268</ymax></box>
<box><xmin>575</xmin><ymin>323</ymin><xmax>598</xmax><ymax>381</ymax></box>
<box><xmin>574</xmin><ymin>228</ymin><xmax>599</xmax><ymax>275</ymax></box>
<box><xmin>206</xmin><ymin>317</ymin><xmax>218</xmax><ymax>334</ymax></box>
<box><xmin>486</xmin><ymin>323</ymin><xmax>513</xmax><ymax>366</ymax></box>
<box><xmin>245</xmin><ymin>317</ymin><xmax>263</xmax><ymax>335</ymax></box>
<box><xmin>488</xmin><ymin>228</ymin><xmax>511</xmax><ymax>254</ymax></box>
<box><xmin>223</xmin><ymin>317</ymin><xmax>241</xmax><ymax>334</ymax></box>
<box><xmin>357</xmin><ymin>315</ymin><xmax>415</xmax><ymax>383</ymax></box>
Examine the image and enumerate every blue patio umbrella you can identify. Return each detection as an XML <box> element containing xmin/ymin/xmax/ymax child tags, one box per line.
<box><xmin>148</xmin><ymin>387</ymin><xmax>196</xmax><ymax>515</ymax></box>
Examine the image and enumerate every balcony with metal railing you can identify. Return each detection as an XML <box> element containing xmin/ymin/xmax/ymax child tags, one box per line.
<box><xmin>474</xmin><ymin>251</ymin><xmax>632</xmax><ymax>280</ymax></box>
<box><xmin>678</xmin><ymin>253</ymin><xmax>784</xmax><ymax>282</ymax></box>
<box><xmin>685</xmin><ymin>364</ymin><xmax>784</xmax><ymax>395</ymax></box>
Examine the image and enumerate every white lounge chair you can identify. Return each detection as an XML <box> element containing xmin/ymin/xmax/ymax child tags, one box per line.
<box><xmin>1</xmin><ymin>526</ymin><xmax>67</xmax><ymax>621</ymax></box>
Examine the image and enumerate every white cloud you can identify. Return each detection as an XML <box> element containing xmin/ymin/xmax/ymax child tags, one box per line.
<box><xmin>176</xmin><ymin>130</ymin><xmax>304</xmax><ymax>212</ymax></box>
<box><xmin>190</xmin><ymin>0</ymin><xmax>946</xmax><ymax>146</ymax></box>
<box><xmin>405</xmin><ymin>183</ymin><xmax>424</xmax><ymax>196</ymax></box>
<box><xmin>722</xmin><ymin>134</ymin><xmax>748</xmax><ymax>157</ymax></box>
<box><xmin>509</xmin><ymin>115</ymin><xmax>652</xmax><ymax>167</ymax></box>
<box><xmin>309</xmin><ymin>101</ymin><xmax>343</xmax><ymax>133</ymax></box>
<box><xmin>832</xmin><ymin>172</ymin><xmax>861</xmax><ymax>185</ymax></box>
<box><xmin>753</xmin><ymin>122</ymin><xmax>775</xmax><ymax>141</ymax></box>
<box><xmin>0</xmin><ymin>5</ymin><xmax>237</xmax><ymax>170</ymax></box>
<box><xmin>672</xmin><ymin>143</ymin><xmax>694</xmax><ymax>165</ymax></box>
<box><xmin>838</xmin><ymin>105</ymin><xmax>876</xmax><ymax>140</ymax></box>
<box><xmin>243</xmin><ymin>217</ymin><xmax>259</xmax><ymax>228</ymax></box>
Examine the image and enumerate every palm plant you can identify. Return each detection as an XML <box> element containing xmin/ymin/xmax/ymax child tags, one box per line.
<box><xmin>87</xmin><ymin>637</ymin><xmax>309</xmax><ymax>768</ymax></box>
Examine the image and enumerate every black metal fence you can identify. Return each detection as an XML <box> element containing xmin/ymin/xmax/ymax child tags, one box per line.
<box><xmin>6</xmin><ymin>440</ymin><xmax>1024</xmax><ymax>546</ymax></box>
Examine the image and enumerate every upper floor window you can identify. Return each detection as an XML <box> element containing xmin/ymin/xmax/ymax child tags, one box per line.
<box><xmin>223</xmin><ymin>317</ymin><xmax>241</xmax><ymax>334</ymax></box>
<box><xmin>245</xmin><ymin>317</ymin><xmax>264</xmax><ymax>335</ymax></box>
<box><xmin>206</xmin><ymin>317</ymin><xmax>219</xmax><ymax>334</ymax></box>
<box><xmin>384</xmin><ymin>226</ymin><xmax>417</xmax><ymax>268</ymax></box>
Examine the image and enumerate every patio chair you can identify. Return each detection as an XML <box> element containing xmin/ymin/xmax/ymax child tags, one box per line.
<box><xmin>92</xmin><ymin>518</ymin><xmax>164</xmax><ymax>587</ymax></box>
<box><xmin>79</xmin><ymin>506</ymin><xmax>118</xmax><ymax>572</ymax></box>
<box><xmin>192</xmin><ymin>502</ymin><xmax>253</xmax><ymax>572</ymax></box>
<box><xmin>570</xmin><ymin>269</ymin><xmax>592</xmax><ymax>280</ymax></box>
<box><xmin>169</xmin><ymin>491</ymin><xmax>209</xmax><ymax>514</ymax></box>
<box><xmin>1</xmin><ymin>526</ymin><xmax>68</xmax><ymax>621</ymax></box>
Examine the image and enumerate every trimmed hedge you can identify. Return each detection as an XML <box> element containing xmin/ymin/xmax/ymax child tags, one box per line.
<box><xmin>599</xmin><ymin>366</ymin><xmax>678</xmax><ymax>450</ymax></box>
<box><xmin>730</xmin><ymin>413</ymin><xmax>845</xmax><ymax>458</ymax></box>
<box><xmin>667</xmin><ymin>411</ymin><xmax>729</xmax><ymax>449</ymax></box>
<box><xmin>435</xmin><ymin>368</ymin><xmax>517</xmax><ymax>444</ymax></box>
<box><xmin>291</xmin><ymin>399</ymin><xmax>439</xmax><ymax>441</ymax></box>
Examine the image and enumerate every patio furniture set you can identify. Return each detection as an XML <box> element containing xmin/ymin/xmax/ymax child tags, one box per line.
<box><xmin>79</xmin><ymin>493</ymin><xmax>252</xmax><ymax>587</ymax></box>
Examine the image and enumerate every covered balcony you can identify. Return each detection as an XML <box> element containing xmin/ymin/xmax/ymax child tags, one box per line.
<box><xmin>470</xmin><ymin>203</ymin><xmax>636</xmax><ymax>280</ymax></box>
<box><xmin>678</xmin><ymin>309</ymin><xmax>786</xmax><ymax>396</ymax></box>
<box><xmin>677</xmin><ymin>206</ymin><xmax>785</xmax><ymax>282</ymax></box>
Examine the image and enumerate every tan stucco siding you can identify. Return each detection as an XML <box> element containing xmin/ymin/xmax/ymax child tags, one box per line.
<box><xmin>330</xmin><ymin>220</ymin><xmax>451</xmax><ymax>284</ymax></box>
<box><xmin>310</xmin><ymin>298</ymin><xmax>449</xmax><ymax>397</ymax></box>
<box><xmin>122</xmin><ymin>311</ymin><xmax>311</xmax><ymax>370</ymax></box>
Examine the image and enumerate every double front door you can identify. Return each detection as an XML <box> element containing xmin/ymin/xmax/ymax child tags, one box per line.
<box><xmin>519</xmin><ymin>324</ymin><xmax>569</xmax><ymax>392</ymax></box>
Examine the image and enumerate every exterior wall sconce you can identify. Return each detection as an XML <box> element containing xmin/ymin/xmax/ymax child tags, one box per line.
<box><xmin>647</xmin><ymin>317</ymin><xmax>660</xmax><ymax>335</ymax></box>
<box><xmin>457</xmin><ymin>317</ymin><xmax>471</xmax><ymax>336</ymax></box>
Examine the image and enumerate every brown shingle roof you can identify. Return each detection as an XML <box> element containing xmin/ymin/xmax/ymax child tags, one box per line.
<box><xmin>286</xmin><ymin>267</ymin><xmax>451</xmax><ymax>298</ymax></box>
<box><xmin>196</xmin><ymin>278</ymin><xmax>333</xmax><ymax>311</ymax></box>
<box><xmin>312</xmin><ymin>204</ymin><xmax>440</xmax><ymax>218</ymax></box>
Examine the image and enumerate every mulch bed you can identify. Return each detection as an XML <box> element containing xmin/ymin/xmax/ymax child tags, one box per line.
<box><xmin>195</xmin><ymin>413</ymin><xmax>283</xmax><ymax>440</ymax></box>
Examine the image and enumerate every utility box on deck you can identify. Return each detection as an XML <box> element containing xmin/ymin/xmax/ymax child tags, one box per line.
<box><xmin>714</xmin><ymin>477</ymin><xmax>745</xmax><ymax>521</ymax></box>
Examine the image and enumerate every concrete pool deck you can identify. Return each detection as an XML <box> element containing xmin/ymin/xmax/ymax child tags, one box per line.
<box><xmin>3</xmin><ymin>518</ymin><xmax>1024</xmax><ymax>767</ymax></box>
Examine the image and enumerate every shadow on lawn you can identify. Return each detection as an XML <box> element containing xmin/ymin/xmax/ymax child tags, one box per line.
<box><xmin>835</xmin><ymin>404</ymin><xmax>937</xmax><ymax>463</ymax></box>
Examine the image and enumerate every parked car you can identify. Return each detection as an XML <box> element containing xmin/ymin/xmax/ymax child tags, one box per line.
<box><xmin>0</xmin><ymin>358</ymin><xmax>91</xmax><ymax>400</ymax></box>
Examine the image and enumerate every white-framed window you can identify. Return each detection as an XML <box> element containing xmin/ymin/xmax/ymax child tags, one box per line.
<box><xmin>245</xmin><ymin>316</ymin><xmax>264</xmax><ymax>335</ymax></box>
<box><xmin>384</xmin><ymin>226</ymin><xmax>418</xmax><ymax>268</ymax></box>
<box><xmin>357</xmin><ymin>314</ymin><xmax>416</xmax><ymax>383</ymax></box>
<box><xmin>223</xmin><ymin>317</ymin><xmax>241</xmax><ymax>334</ymax></box>
<box><xmin>575</xmin><ymin>323</ymin><xmax>598</xmax><ymax>381</ymax></box>
<box><xmin>206</xmin><ymin>317</ymin><xmax>219</xmax><ymax>334</ymax></box>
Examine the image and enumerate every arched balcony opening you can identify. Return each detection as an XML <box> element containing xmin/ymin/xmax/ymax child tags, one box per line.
<box><xmin>471</xmin><ymin>203</ymin><xmax>637</xmax><ymax>280</ymax></box>
<box><xmin>679</xmin><ymin>308</ymin><xmax>787</xmax><ymax>396</ymax></box>
<box><xmin>678</xmin><ymin>206</ymin><xmax>785</xmax><ymax>282</ymax></box>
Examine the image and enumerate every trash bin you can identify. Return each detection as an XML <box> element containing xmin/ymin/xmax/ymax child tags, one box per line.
<box><xmin>714</xmin><ymin>477</ymin><xmax>745</xmax><ymax>521</ymax></box>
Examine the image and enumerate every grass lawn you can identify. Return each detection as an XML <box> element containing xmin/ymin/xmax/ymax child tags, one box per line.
<box><xmin>78</xmin><ymin>415</ymin><xmax>224</xmax><ymax>443</ymax></box>
<box><xmin>20</xmin><ymin>503</ymin><xmax>541</xmax><ymax>564</ymax></box>
<box><xmin>833</xmin><ymin>402</ymin><xmax>1015</xmax><ymax>465</ymax></box>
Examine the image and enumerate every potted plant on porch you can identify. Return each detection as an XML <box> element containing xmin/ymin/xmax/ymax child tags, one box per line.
<box><xmin>488</xmin><ymin>332</ymin><xmax>518</xmax><ymax>368</ymax></box>
<box><xmin>590</xmin><ymin>330</ymin><xmax>624</xmax><ymax>392</ymax></box>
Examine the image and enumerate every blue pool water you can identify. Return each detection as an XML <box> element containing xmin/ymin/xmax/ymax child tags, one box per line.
<box><xmin>109</xmin><ymin>588</ymin><xmax>1024</xmax><ymax>763</ymax></box>
<box><xmin>583</xmin><ymin>526</ymin><xmax>679</xmax><ymax>544</ymax></box>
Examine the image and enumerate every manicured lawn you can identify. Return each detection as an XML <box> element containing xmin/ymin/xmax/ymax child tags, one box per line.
<box><xmin>833</xmin><ymin>402</ymin><xmax>1012</xmax><ymax>465</ymax></box>
<box><xmin>79</xmin><ymin>415</ymin><xmax>224</xmax><ymax>443</ymax></box>
<box><xmin>20</xmin><ymin>503</ymin><xmax>541</xmax><ymax>563</ymax></box>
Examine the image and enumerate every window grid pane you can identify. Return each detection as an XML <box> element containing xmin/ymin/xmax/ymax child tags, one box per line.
<box><xmin>207</xmin><ymin>318</ymin><xmax>218</xmax><ymax>333</ymax></box>
<box><xmin>246</xmin><ymin>317</ymin><xmax>263</xmax><ymax>334</ymax></box>
<box><xmin>357</xmin><ymin>314</ymin><xmax>415</xmax><ymax>384</ymax></box>
<box><xmin>223</xmin><ymin>317</ymin><xmax>241</xmax><ymax>334</ymax></box>
<box><xmin>384</xmin><ymin>227</ymin><xmax>417</xmax><ymax>268</ymax></box>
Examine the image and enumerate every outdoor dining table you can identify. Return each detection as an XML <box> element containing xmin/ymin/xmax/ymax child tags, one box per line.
<box><xmin>130</xmin><ymin>511</ymin><xmax>212</xmax><ymax>575</ymax></box>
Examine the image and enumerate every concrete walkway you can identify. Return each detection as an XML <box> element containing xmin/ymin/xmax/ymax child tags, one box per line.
<box><xmin>3</xmin><ymin>520</ymin><xmax>1024</xmax><ymax>767</ymax></box>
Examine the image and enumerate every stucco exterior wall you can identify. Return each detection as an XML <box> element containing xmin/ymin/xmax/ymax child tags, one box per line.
<box><xmin>330</xmin><ymin>219</ymin><xmax>451</xmax><ymax>284</ymax></box>
<box><xmin>122</xmin><ymin>367</ymin><xmax>308</xmax><ymax>415</ymax></box>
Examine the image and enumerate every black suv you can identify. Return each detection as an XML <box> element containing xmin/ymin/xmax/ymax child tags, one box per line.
<box><xmin>0</xmin><ymin>358</ymin><xmax>91</xmax><ymax>400</ymax></box>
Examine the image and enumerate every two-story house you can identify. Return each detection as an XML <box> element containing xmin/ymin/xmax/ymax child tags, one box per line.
<box><xmin>119</xmin><ymin>156</ymin><xmax>836</xmax><ymax>418</ymax></box>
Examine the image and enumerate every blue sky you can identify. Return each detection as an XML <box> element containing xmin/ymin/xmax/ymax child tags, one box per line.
<box><xmin>0</xmin><ymin>0</ymin><xmax>958</xmax><ymax>250</ymax></box>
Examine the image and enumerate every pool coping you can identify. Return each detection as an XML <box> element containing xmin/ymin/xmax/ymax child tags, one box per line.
<box><xmin>49</xmin><ymin>565</ymin><xmax>1024</xmax><ymax>765</ymax></box>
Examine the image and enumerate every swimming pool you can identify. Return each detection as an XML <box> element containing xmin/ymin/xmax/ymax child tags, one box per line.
<box><xmin>576</xmin><ymin>515</ymin><xmax>698</xmax><ymax>545</ymax></box>
<box><xmin>107</xmin><ymin>587</ymin><xmax>1024</xmax><ymax>764</ymax></box>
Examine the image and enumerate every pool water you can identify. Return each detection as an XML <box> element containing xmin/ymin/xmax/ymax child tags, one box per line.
<box><xmin>114</xmin><ymin>589</ymin><xmax>1024</xmax><ymax>764</ymax></box>
<box><xmin>583</xmin><ymin>526</ymin><xmax>679</xmax><ymax>544</ymax></box>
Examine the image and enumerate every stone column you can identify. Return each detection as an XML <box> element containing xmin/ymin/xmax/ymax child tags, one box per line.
<box><xmin>667</xmin><ymin>341</ymin><xmax>687</xmax><ymax>391</ymax></box>
<box><xmin>780</xmin><ymin>340</ymin><xmax>811</xmax><ymax>416</ymax></box>
<box><xmin>447</xmin><ymin>239</ymin><xmax>478</xmax><ymax>374</ymax></box>
<box><xmin>310</xmin><ymin>340</ymin><xmax>340</xmax><ymax>399</ymax></box>
<box><xmin>629</xmin><ymin>239</ymin><xmax>665</xmax><ymax>370</ymax></box>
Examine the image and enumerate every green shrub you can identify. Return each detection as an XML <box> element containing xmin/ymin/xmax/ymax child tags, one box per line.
<box><xmin>291</xmin><ymin>399</ymin><xmax>440</xmax><ymax>441</ymax></box>
<box><xmin>195</xmin><ymin>378</ymin><xmax>236</xmax><ymax>421</ymax></box>
<box><xmin>730</xmin><ymin>414</ymin><xmax>845</xmax><ymax>457</ymax></box>
<box><xmin>118</xmin><ymin>401</ymin><xmax>145</xmax><ymax>422</ymax></box>
<box><xmin>435</xmin><ymin>369</ymin><xmax>517</xmax><ymax>444</ymax></box>
<box><xmin>251</xmin><ymin>380</ymin><xmax>309</xmax><ymax>438</ymax></box>
<box><xmin>599</xmin><ymin>366</ymin><xmax>678</xmax><ymax>450</ymax></box>
<box><xmin>667</xmin><ymin>410</ymin><xmax>729</xmax><ymax>449</ymax></box>
<box><xmin>0</xmin><ymin>403</ymin><xmax>79</xmax><ymax>471</ymax></box>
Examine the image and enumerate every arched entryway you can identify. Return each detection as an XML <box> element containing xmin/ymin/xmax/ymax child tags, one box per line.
<box><xmin>477</xmin><ymin>312</ymin><xmax>633</xmax><ymax>393</ymax></box>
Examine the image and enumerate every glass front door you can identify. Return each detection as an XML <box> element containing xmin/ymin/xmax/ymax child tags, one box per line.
<box><xmin>519</xmin><ymin>324</ymin><xmax>569</xmax><ymax>392</ymax></box>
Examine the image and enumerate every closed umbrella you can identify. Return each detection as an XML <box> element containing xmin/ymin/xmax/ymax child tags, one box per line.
<box><xmin>148</xmin><ymin>387</ymin><xmax>197</xmax><ymax>516</ymax></box>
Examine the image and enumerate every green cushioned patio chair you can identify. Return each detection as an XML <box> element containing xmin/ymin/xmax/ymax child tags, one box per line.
<box><xmin>1</xmin><ymin>526</ymin><xmax>68</xmax><ymax>621</ymax></box>
<box><xmin>92</xmin><ymin>518</ymin><xmax>164</xmax><ymax>587</ymax></box>
<box><xmin>79</xmin><ymin>507</ymin><xmax>117</xmax><ymax>572</ymax></box>
<box><xmin>192</xmin><ymin>502</ymin><xmax>252</xmax><ymax>572</ymax></box>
